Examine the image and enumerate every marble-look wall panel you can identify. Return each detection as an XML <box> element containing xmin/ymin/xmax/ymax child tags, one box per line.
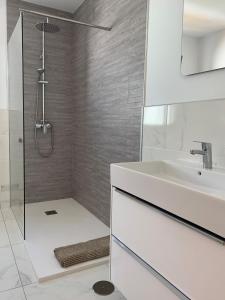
<box><xmin>8</xmin><ymin>0</ymin><xmax>74</xmax><ymax>203</ymax></box>
<box><xmin>142</xmin><ymin>99</ymin><xmax>225</xmax><ymax>169</ymax></box>
<box><xmin>72</xmin><ymin>0</ymin><xmax>147</xmax><ymax>225</ymax></box>
<box><xmin>0</xmin><ymin>110</ymin><xmax>10</xmax><ymax>208</ymax></box>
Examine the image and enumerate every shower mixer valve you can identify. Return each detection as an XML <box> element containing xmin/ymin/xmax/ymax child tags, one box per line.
<box><xmin>35</xmin><ymin>121</ymin><xmax>52</xmax><ymax>135</ymax></box>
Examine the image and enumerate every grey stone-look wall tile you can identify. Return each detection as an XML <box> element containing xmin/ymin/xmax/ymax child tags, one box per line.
<box><xmin>72</xmin><ymin>0</ymin><xmax>147</xmax><ymax>225</ymax></box>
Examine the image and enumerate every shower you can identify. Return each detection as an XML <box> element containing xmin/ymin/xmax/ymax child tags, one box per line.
<box><xmin>15</xmin><ymin>9</ymin><xmax>111</xmax><ymax>158</ymax></box>
<box><xmin>8</xmin><ymin>7</ymin><xmax>113</xmax><ymax>279</ymax></box>
<box><xmin>34</xmin><ymin>18</ymin><xmax>60</xmax><ymax>158</ymax></box>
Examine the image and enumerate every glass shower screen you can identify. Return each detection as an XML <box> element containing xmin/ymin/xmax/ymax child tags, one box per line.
<box><xmin>8</xmin><ymin>15</ymin><xmax>25</xmax><ymax>238</ymax></box>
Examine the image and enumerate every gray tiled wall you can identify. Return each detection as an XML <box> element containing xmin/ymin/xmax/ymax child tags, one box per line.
<box><xmin>72</xmin><ymin>0</ymin><xmax>147</xmax><ymax>225</ymax></box>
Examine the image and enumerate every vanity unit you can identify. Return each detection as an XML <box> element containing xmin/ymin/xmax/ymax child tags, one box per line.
<box><xmin>110</xmin><ymin>161</ymin><xmax>225</xmax><ymax>300</ymax></box>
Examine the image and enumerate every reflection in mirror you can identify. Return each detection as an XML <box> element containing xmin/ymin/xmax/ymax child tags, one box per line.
<box><xmin>181</xmin><ymin>0</ymin><xmax>225</xmax><ymax>75</ymax></box>
<box><xmin>142</xmin><ymin>99</ymin><xmax>225</xmax><ymax>166</ymax></box>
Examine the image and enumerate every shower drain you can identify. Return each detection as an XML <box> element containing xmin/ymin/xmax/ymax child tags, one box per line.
<box><xmin>93</xmin><ymin>281</ymin><xmax>115</xmax><ymax>296</ymax></box>
<box><xmin>45</xmin><ymin>210</ymin><xmax>58</xmax><ymax>216</ymax></box>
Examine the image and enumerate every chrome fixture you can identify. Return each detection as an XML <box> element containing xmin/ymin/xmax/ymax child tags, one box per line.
<box><xmin>35</xmin><ymin>21</ymin><xmax>60</xmax><ymax>33</ymax></box>
<box><xmin>34</xmin><ymin>18</ymin><xmax>58</xmax><ymax>158</ymax></box>
<box><xmin>20</xmin><ymin>9</ymin><xmax>112</xmax><ymax>31</ymax></box>
<box><xmin>190</xmin><ymin>141</ymin><xmax>212</xmax><ymax>170</ymax></box>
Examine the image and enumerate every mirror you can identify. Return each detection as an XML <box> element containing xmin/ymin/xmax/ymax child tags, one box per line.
<box><xmin>181</xmin><ymin>0</ymin><xmax>225</xmax><ymax>75</ymax></box>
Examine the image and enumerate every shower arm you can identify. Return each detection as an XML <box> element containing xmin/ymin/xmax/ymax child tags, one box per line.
<box><xmin>19</xmin><ymin>9</ymin><xmax>112</xmax><ymax>32</ymax></box>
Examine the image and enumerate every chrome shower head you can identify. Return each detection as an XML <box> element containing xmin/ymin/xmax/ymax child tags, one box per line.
<box><xmin>35</xmin><ymin>20</ymin><xmax>60</xmax><ymax>33</ymax></box>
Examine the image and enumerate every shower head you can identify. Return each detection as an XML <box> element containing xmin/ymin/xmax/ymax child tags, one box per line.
<box><xmin>35</xmin><ymin>20</ymin><xmax>60</xmax><ymax>33</ymax></box>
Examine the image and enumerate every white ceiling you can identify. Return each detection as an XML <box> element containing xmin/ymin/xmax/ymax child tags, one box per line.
<box><xmin>184</xmin><ymin>0</ymin><xmax>225</xmax><ymax>37</ymax></box>
<box><xmin>23</xmin><ymin>0</ymin><xmax>85</xmax><ymax>13</ymax></box>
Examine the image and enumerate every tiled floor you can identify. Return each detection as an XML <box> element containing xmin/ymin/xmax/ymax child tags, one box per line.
<box><xmin>0</xmin><ymin>206</ymin><xmax>125</xmax><ymax>300</ymax></box>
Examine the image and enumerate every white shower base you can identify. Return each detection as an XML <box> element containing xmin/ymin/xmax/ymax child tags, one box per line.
<box><xmin>25</xmin><ymin>198</ymin><xmax>109</xmax><ymax>282</ymax></box>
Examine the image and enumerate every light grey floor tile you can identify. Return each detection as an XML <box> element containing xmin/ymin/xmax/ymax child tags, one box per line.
<box><xmin>12</xmin><ymin>243</ymin><xmax>37</xmax><ymax>286</ymax></box>
<box><xmin>24</xmin><ymin>264</ymin><xmax>125</xmax><ymax>300</ymax></box>
<box><xmin>0</xmin><ymin>287</ymin><xmax>26</xmax><ymax>300</ymax></box>
<box><xmin>0</xmin><ymin>246</ymin><xmax>21</xmax><ymax>292</ymax></box>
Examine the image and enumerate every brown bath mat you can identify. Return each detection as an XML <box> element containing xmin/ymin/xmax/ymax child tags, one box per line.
<box><xmin>54</xmin><ymin>236</ymin><xmax>110</xmax><ymax>268</ymax></box>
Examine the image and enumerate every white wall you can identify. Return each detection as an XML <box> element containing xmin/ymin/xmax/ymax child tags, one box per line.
<box><xmin>0</xmin><ymin>0</ymin><xmax>8</xmax><ymax>110</ymax></box>
<box><xmin>182</xmin><ymin>30</ymin><xmax>225</xmax><ymax>75</ymax></box>
<box><xmin>200</xmin><ymin>29</ymin><xmax>225</xmax><ymax>72</ymax></box>
<box><xmin>182</xmin><ymin>35</ymin><xmax>200</xmax><ymax>75</ymax></box>
<box><xmin>146</xmin><ymin>0</ymin><xmax>225</xmax><ymax>106</ymax></box>
<box><xmin>0</xmin><ymin>0</ymin><xmax>10</xmax><ymax>207</ymax></box>
<box><xmin>8</xmin><ymin>19</ymin><xmax>23</xmax><ymax>112</ymax></box>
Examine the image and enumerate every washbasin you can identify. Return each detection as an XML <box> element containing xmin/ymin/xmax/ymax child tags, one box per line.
<box><xmin>119</xmin><ymin>160</ymin><xmax>225</xmax><ymax>198</ymax></box>
<box><xmin>111</xmin><ymin>160</ymin><xmax>225</xmax><ymax>239</ymax></box>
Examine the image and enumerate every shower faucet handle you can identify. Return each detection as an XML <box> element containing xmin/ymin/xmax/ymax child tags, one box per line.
<box><xmin>35</xmin><ymin>121</ymin><xmax>52</xmax><ymax>135</ymax></box>
<box><xmin>35</xmin><ymin>122</ymin><xmax>42</xmax><ymax>129</ymax></box>
<box><xmin>43</xmin><ymin>122</ymin><xmax>52</xmax><ymax>135</ymax></box>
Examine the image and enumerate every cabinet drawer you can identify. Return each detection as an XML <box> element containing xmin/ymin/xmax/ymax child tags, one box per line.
<box><xmin>111</xmin><ymin>188</ymin><xmax>225</xmax><ymax>300</ymax></box>
<box><xmin>111</xmin><ymin>237</ymin><xmax>186</xmax><ymax>300</ymax></box>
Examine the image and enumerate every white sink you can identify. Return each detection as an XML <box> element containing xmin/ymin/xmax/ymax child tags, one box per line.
<box><xmin>122</xmin><ymin>160</ymin><xmax>225</xmax><ymax>198</ymax></box>
<box><xmin>111</xmin><ymin>160</ymin><xmax>225</xmax><ymax>239</ymax></box>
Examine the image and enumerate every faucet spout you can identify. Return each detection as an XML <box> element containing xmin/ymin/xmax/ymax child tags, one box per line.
<box><xmin>190</xmin><ymin>149</ymin><xmax>204</xmax><ymax>156</ymax></box>
<box><xmin>190</xmin><ymin>142</ymin><xmax>212</xmax><ymax>170</ymax></box>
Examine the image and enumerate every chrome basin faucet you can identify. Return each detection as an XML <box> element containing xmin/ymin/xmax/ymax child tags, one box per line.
<box><xmin>190</xmin><ymin>141</ymin><xmax>212</xmax><ymax>170</ymax></box>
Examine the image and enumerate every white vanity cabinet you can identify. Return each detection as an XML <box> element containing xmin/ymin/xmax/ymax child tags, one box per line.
<box><xmin>110</xmin><ymin>188</ymin><xmax>225</xmax><ymax>300</ymax></box>
<box><xmin>111</xmin><ymin>237</ymin><xmax>185</xmax><ymax>300</ymax></box>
